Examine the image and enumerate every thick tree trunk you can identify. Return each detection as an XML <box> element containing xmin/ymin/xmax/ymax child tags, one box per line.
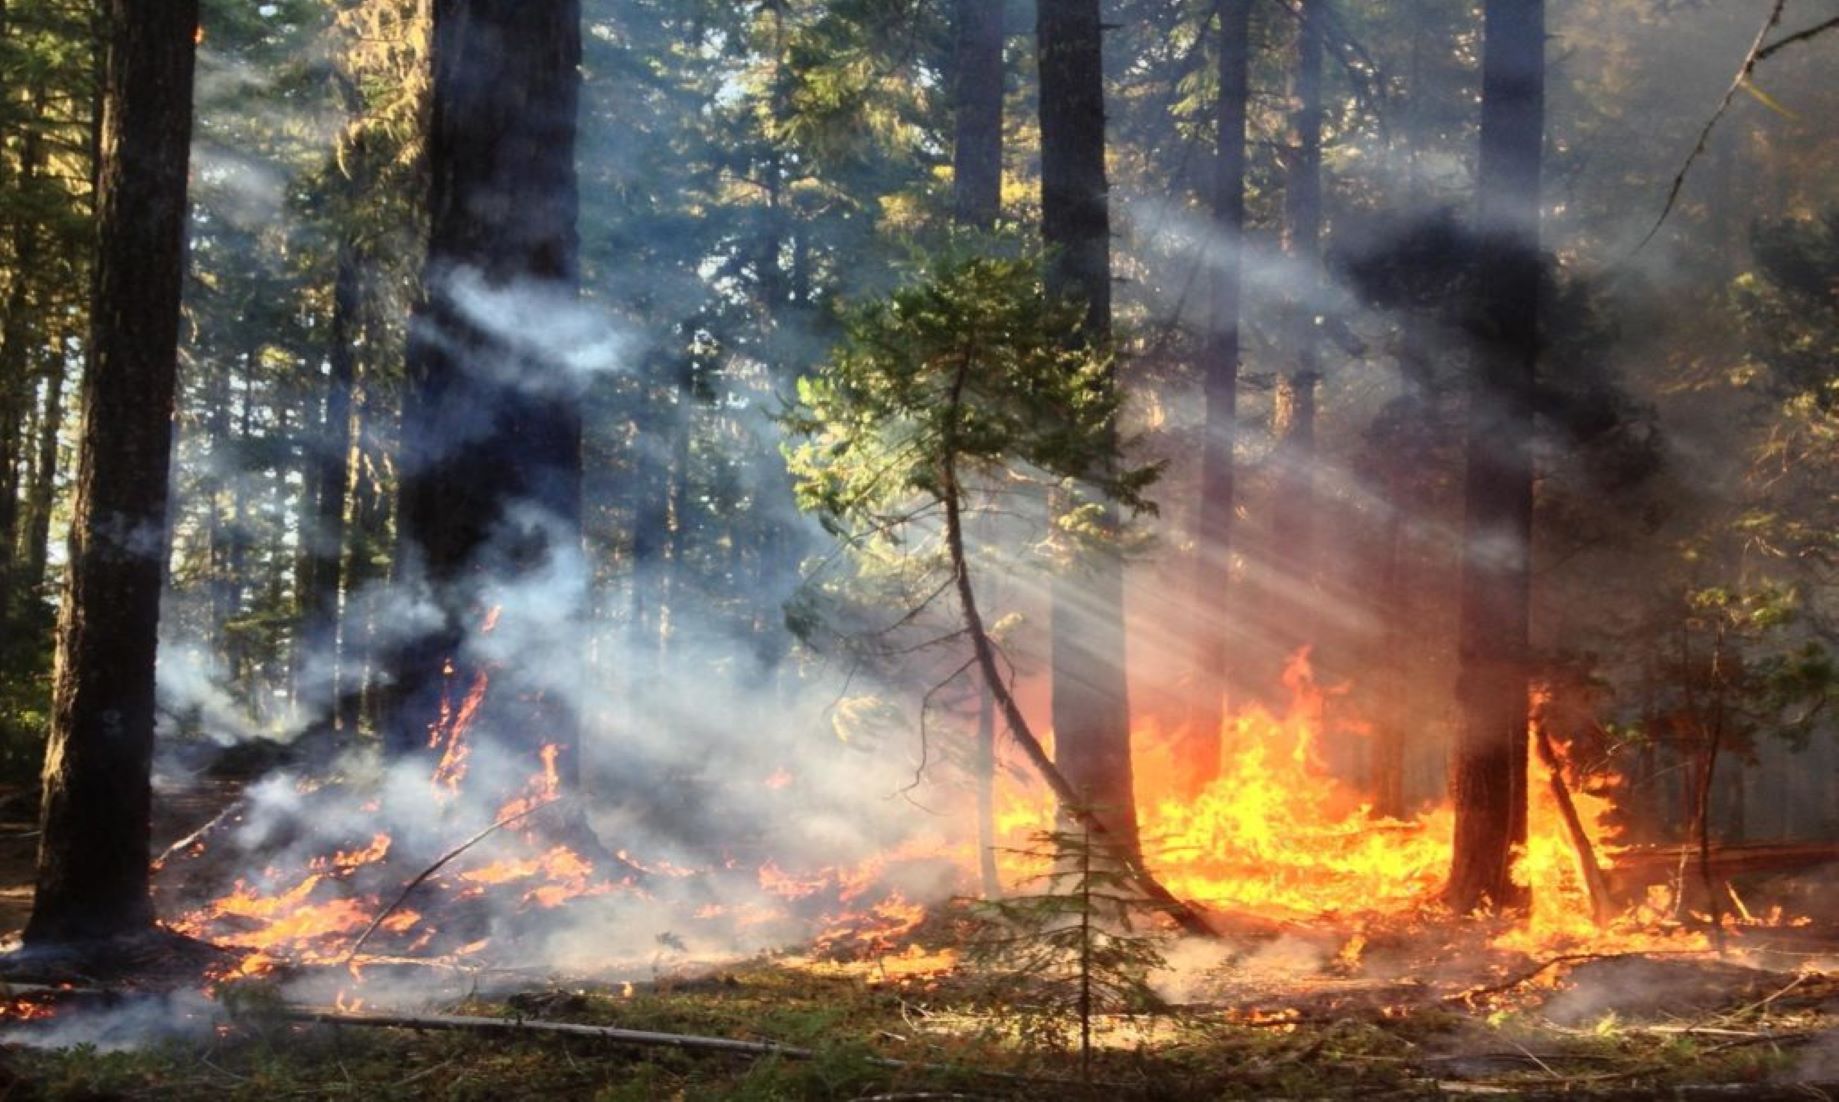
<box><xmin>1188</xmin><ymin>0</ymin><xmax>1252</xmax><ymax>794</ymax></box>
<box><xmin>1445</xmin><ymin>0</ymin><xmax>1544</xmax><ymax>915</ymax></box>
<box><xmin>1268</xmin><ymin>0</ymin><xmax>1323</xmax><ymax>660</ymax></box>
<box><xmin>1037</xmin><ymin>0</ymin><xmax>1137</xmax><ymax>855</ymax></box>
<box><xmin>25</xmin><ymin>0</ymin><xmax>198</xmax><ymax>946</ymax></box>
<box><xmin>951</xmin><ymin>0</ymin><xmax>1003</xmax><ymax>229</ymax></box>
<box><xmin>389</xmin><ymin>0</ymin><xmax>585</xmax><ymax>789</ymax></box>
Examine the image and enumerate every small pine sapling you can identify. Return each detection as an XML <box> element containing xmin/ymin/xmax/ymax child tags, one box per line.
<box><xmin>964</xmin><ymin>809</ymin><xmax>1171</xmax><ymax>1076</ymax></box>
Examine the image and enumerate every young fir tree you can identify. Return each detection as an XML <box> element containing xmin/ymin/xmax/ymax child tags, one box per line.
<box><xmin>785</xmin><ymin>247</ymin><xmax>1219</xmax><ymax>940</ymax></box>
<box><xmin>964</xmin><ymin>813</ymin><xmax>1171</xmax><ymax>1074</ymax></box>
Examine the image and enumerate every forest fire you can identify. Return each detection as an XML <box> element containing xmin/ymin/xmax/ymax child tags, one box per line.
<box><xmin>155</xmin><ymin>648</ymin><xmax>1773</xmax><ymax>994</ymax></box>
<box><xmin>975</xmin><ymin>651</ymin><xmax>1771</xmax><ymax>957</ymax></box>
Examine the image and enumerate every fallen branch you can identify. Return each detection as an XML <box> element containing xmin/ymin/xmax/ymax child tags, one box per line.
<box><xmin>1530</xmin><ymin>705</ymin><xmax>1612</xmax><ymax>926</ymax></box>
<box><xmin>1443</xmin><ymin>950</ymin><xmax>1711</xmax><ymax>1004</ymax></box>
<box><xmin>153</xmin><ymin>800</ymin><xmax>248</xmax><ymax>869</ymax></box>
<box><xmin>278</xmin><ymin>1006</ymin><xmax>821</xmax><ymax>1060</ymax></box>
<box><xmin>344</xmin><ymin>799</ymin><xmax>560</xmax><ymax>965</ymax></box>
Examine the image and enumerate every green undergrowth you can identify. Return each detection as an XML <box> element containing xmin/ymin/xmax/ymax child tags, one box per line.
<box><xmin>0</xmin><ymin>956</ymin><xmax>1831</xmax><ymax>1100</ymax></box>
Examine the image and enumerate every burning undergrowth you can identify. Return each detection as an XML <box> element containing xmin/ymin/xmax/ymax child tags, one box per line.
<box><xmin>154</xmin><ymin>742</ymin><xmax>962</xmax><ymax>988</ymax></box>
<box><xmin>8</xmin><ymin>607</ymin><xmax>1824</xmax><ymax>1062</ymax></box>
<box><xmin>134</xmin><ymin>645</ymin><xmax>1809</xmax><ymax>1013</ymax></box>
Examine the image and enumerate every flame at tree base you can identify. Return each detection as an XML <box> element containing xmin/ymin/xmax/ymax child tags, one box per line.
<box><xmin>987</xmin><ymin>651</ymin><xmax>1737</xmax><ymax>955</ymax></box>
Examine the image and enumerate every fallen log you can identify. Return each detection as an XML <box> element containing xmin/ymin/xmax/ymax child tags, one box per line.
<box><xmin>1605</xmin><ymin>842</ymin><xmax>1839</xmax><ymax>899</ymax></box>
<box><xmin>277</xmin><ymin>1006</ymin><xmax>823</xmax><ymax>1060</ymax></box>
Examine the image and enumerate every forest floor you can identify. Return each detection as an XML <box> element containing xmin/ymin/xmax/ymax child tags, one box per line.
<box><xmin>3</xmin><ymin>947</ymin><xmax>1839</xmax><ymax>1099</ymax></box>
<box><xmin>3</xmin><ymin>776</ymin><xmax>1839</xmax><ymax>1098</ymax></box>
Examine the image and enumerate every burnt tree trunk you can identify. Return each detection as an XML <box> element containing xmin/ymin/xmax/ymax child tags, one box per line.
<box><xmin>1188</xmin><ymin>0</ymin><xmax>1252</xmax><ymax>794</ymax></box>
<box><xmin>951</xmin><ymin>0</ymin><xmax>1003</xmax><ymax>230</ymax></box>
<box><xmin>1268</xmin><ymin>0</ymin><xmax>1323</xmax><ymax>661</ymax></box>
<box><xmin>389</xmin><ymin>0</ymin><xmax>585</xmax><ymax>789</ymax></box>
<box><xmin>1038</xmin><ymin>0</ymin><xmax>1137</xmax><ymax>854</ymax></box>
<box><xmin>1445</xmin><ymin>0</ymin><xmax>1544</xmax><ymax>915</ymax></box>
<box><xmin>25</xmin><ymin>0</ymin><xmax>198</xmax><ymax>946</ymax></box>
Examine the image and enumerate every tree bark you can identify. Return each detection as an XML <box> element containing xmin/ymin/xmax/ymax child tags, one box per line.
<box><xmin>951</xmin><ymin>0</ymin><xmax>1003</xmax><ymax>229</ymax></box>
<box><xmin>388</xmin><ymin>0</ymin><xmax>585</xmax><ymax>789</ymax></box>
<box><xmin>1188</xmin><ymin>0</ymin><xmax>1252</xmax><ymax>794</ymax></box>
<box><xmin>1445</xmin><ymin>0</ymin><xmax>1544</xmax><ymax>915</ymax></box>
<box><xmin>1037</xmin><ymin>0</ymin><xmax>1137</xmax><ymax>855</ymax></box>
<box><xmin>25</xmin><ymin>0</ymin><xmax>198</xmax><ymax>946</ymax></box>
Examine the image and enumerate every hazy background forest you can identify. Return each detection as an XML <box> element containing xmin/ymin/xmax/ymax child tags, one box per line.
<box><xmin>0</xmin><ymin>0</ymin><xmax>1837</xmax><ymax>997</ymax></box>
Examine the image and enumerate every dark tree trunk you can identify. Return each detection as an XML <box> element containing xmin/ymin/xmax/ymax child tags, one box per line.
<box><xmin>952</xmin><ymin>0</ymin><xmax>1003</xmax><ymax>229</ymax></box>
<box><xmin>1037</xmin><ymin>0</ymin><xmax>1137</xmax><ymax>854</ymax></box>
<box><xmin>388</xmin><ymin>0</ymin><xmax>585</xmax><ymax>788</ymax></box>
<box><xmin>339</xmin><ymin>355</ymin><xmax>393</xmax><ymax>736</ymax></box>
<box><xmin>625</xmin><ymin>354</ymin><xmax>676</xmax><ymax>676</ymax></box>
<box><xmin>299</xmin><ymin>231</ymin><xmax>360</xmax><ymax>725</ymax></box>
<box><xmin>1370</xmin><ymin>31</ymin><xmax>1438</xmax><ymax>824</ymax></box>
<box><xmin>25</xmin><ymin>0</ymin><xmax>198</xmax><ymax>946</ymax></box>
<box><xmin>1445</xmin><ymin>0</ymin><xmax>1544</xmax><ymax>915</ymax></box>
<box><xmin>197</xmin><ymin>359</ymin><xmax>230</xmax><ymax>677</ymax></box>
<box><xmin>20</xmin><ymin>343</ymin><xmax>67</xmax><ymax>592</ymax></box>
<box><xmin>1268</xmin><ymin>0</ymin><xmax>1323</xmax><ymax>659</ymax></box>
<box><xmin>1187</xmin><ymin>0</ymin><xmax>1252</xmax><ymax>794</ymax></box>
<box><xmin>0</xmin><ymin>96</ymin><xmax>45</xmax><ymax>608</ymax></box>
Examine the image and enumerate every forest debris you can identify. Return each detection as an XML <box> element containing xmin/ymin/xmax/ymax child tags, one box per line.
<box><xmin>1442</xmin><ymin>950</ymin><xmax>1712</xmax><ymax>1005</ymax></box>
<box><xmin>342</xmin><ymin>798</ymin><xmax>559</xmax><ymax>966</ymax></box>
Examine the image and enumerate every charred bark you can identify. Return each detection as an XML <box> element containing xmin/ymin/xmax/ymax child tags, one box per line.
<box><xmin>1446</xmin><ymin>0</ymin><xmax>1544</xmax><ymax>916</ymax></box>
<box><xmin>25</xmin><ymin>0</ymin><xmax>198</xmax><ymax>946</ymax></box>
<box><xmin>1038</xmin><ymin>0</ymin><xmax>1138</xmax><ymax>855</ymax></box>
<box><xmin>1188</xmin><ymin>0</ymin><xmax>1252</xmax><ymax>794</ymax></box>
<box><xmin>388</xmin><ymin>0</ymin><xmax>585</xmax><ymax>788</ymax></box>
